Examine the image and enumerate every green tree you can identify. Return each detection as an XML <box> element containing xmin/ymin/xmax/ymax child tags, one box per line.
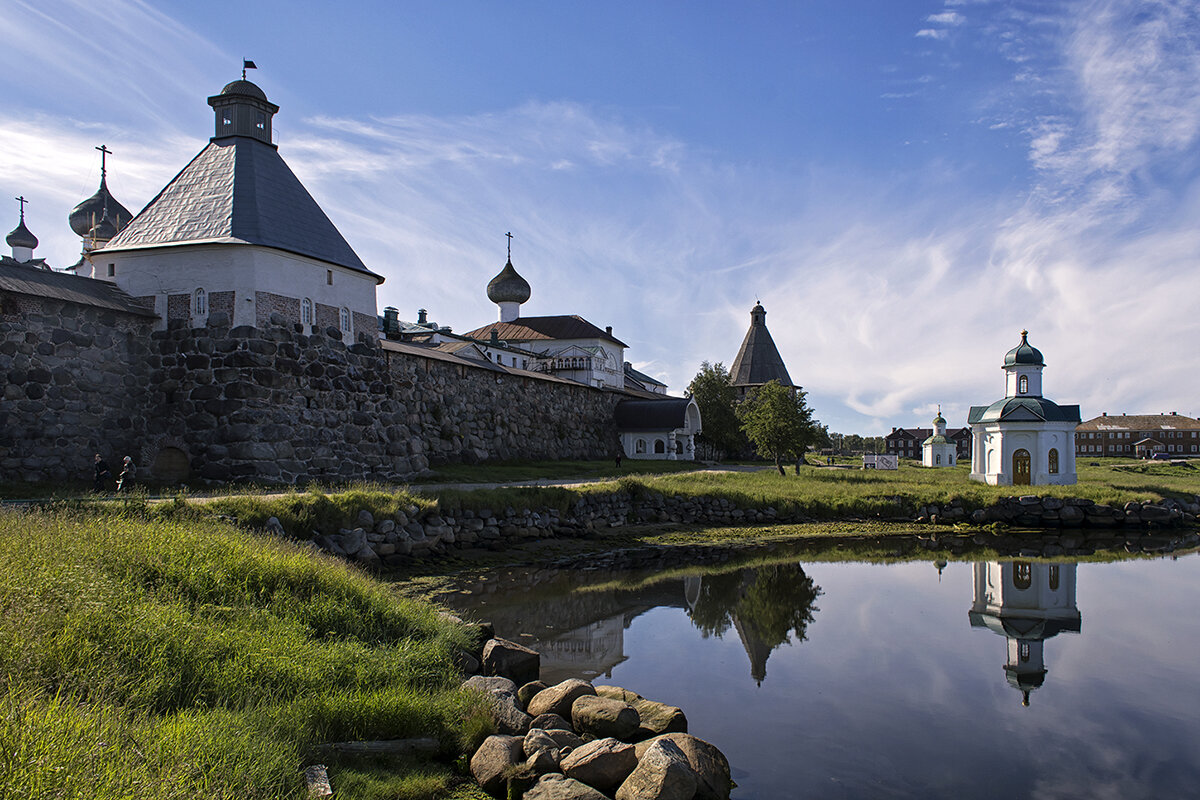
<box><xmin>686</xmin><ymin>361</ymin><xmax>743</xmax><ymax>460</ymax></box>
<box><xmin>737</xmin><ymin>380</ymin><xmax>818</xmax><ymax>475</ymax></box>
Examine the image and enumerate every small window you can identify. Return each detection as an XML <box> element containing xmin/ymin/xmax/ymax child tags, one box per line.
<box><xmin>1018</xmin><ymin>375</ymin><xmax>1028</xmax><ymax>394</ymax></box>
<box><xmin>635</xmin><ymin>439</ymin><xmax>647</xmax><ymax>454</ymax></box>
<box><xmin>222</xmin><ymin>109</ymin><xmax>232</xmax><ymax>126</ymax></box>
<box><xmin>654</xmin><ymin>440</ymin><xmax>666</xmax><ymax>454</ymax></box>
<box><xmin>327</xmin><ymin>270</ymin><xmax>334</xmax><ymax>286</ymax></box>
<box><xmin>256</xmin><ymin>112</ymin><xmax>266</xmax><ymax>130</ymax></box>
<box><xmin>339</xmin><ymin>307</ymin><xmax>351</xmax><ymax>333</ymax></box>
<box><xmin>301</xmin><ymin>298</ymin><xmax>313</xmax><ymax>326</ymax></box>
<box><xmin>1013</xmin><ymin>562</ymin><xmax>1032</xmax><ymax>591</ymax></box>
<box><xmin>107</xmin><ymin>263</ymin><xmax>115</xmax><ymax>277</ymax></box>
<box><xmin>1048</xmin><ymin>448</ymin><xmax>1059</xmax><ymax>474</ymax></box>
<box><xmin>193</xmin><ymin>288</ymin><xmax>207</xmax><ymax>316</ymax></box>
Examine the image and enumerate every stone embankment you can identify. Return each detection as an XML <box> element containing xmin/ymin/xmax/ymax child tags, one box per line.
<box><xmin>456</xmin><ymin>624</ymin><xmax>731</xmax><ymax>800</ymax></box>
<box><xmin>277</xmin><ymin>491</ymin><xmax>1200</xmax><ymax>567</ymax></box>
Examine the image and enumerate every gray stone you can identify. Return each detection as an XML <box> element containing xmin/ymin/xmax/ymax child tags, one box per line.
<box><xmin>616</xmin><ymin>738</ymin><xmax>699</xmax><ymax>800</ymax></box>
<box><xmin>519</xmin><ymin>680</ymin><xmax>549</xmax><ymax>709</ymax></box>
<box><xmin>463</xmin><ymin>675</ymin><xmax>517</xmax><ymax>697</ymax></box>
<box><xmin>595</xmin><ymin>685</ymin><xmax>687</xmax><ymax>738</ymax></box>
<box><xmin>482</xmin><ymin>637</ymin><xmax>541</xmax><ymax>685</ymax></box>
<box><xmin>636</xmin><ymin>734</ymin><xmax>732</xmax><ymax>800</ymax></box>
<box><xmin>470</xmin><ymin>735</ymin><xmax>524</xmax><ymax>798</ymax></box>
<box><xmin>528</xmin><ymin>679</ymin><xmax>596</xmax><ymax>719</ymax></box>
<box><xmin>530</xmin><ymin>713</ymin><xmax>574</xmax><ymax>731</ymax></box>
<box><xmin>572</xmin><ymin>694</ymin><xmax>641</xmax><ymax>741</ymax></box>
<box><xmin>560</xmin><ymin>738</ymin><xmax>638</xmax><ymax>795</ymax></box>
<box><xmin>356</xmin><ymin>509</ymin><xmax>375</xmax><ymax>528</ymax></box>
<box><xmin>523</xmin><ymin>773</ymin><xmax>610</xmax><ymax>800</ymax></box>
<box><xmin>339</xmin><ymin>527</ymin><xmax>366</xmax><ymax>555</ymax></box>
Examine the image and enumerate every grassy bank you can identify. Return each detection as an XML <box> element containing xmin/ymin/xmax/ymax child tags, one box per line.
<box><xmin>0</xmin><ymin>508</ymin><xmax>492</xmax><ymax>800</ymax></box>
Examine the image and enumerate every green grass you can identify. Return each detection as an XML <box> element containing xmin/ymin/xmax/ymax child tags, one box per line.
<box><xmin>414</xmin><ymin>458</ymin><xmax>705</xmax><ymax>484</ymax></box>
<box><xmin>0</xmin><ymin>508</ymin><xmax>493</xmax><ymax>800</ymax></box>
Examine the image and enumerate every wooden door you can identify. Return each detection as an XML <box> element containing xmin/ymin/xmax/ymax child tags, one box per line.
<box><xmin>1013</xmin><ymin>449</ymin><xmax>1031</xmax><ymax>485</ymax></box>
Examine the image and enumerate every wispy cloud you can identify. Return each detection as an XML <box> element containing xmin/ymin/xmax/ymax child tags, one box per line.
<box><xmin>916</xmin><ymin>29</ymin><xmax>949</xmax><ymax>40</ymax></box>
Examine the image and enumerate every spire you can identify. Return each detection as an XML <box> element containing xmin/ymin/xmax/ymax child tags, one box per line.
<box><xmin>730</xmin><ymin>301</ymin><xmax>792</xmax><ymax>393</ymax></box>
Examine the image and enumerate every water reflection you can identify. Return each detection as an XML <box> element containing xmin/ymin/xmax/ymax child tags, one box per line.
<box><xmin>969</xmin><ymin>561</ymin><xmax>1081</xmax><ymax>706</ymax></box>
<box><xmin>684</xmin><ymin>565</ymin><xmax>821</xmax><ymax>684</ymax></box>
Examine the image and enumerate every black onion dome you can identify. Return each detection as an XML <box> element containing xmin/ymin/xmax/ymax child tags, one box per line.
<box><xmin>89</xmin><ymin>212</ymin><xmax>120</xmax><ymax>242</ymax></box>
<box><xmin>1003</xmin><ymin>330</ymin><xmax>1045</xmax><ymax>367</ymax></box>
<box><xmin>6</xmin><ymin>218</ymin><xmax>38</xmax><ymax>249</ymax></box>
<box><xmin>487</xmin><ymin>259</ymin><xmax>531</xmax><ymax>304</ymax></box>
<box><xmin>220</xmin><ymin>79</ymin><xmax>268</xmax><ymax>101</ymax></box>
<box><xmin>69</xmin><ymin>177</ymin><xmax>133</xmax><ymax>238</ymax></box>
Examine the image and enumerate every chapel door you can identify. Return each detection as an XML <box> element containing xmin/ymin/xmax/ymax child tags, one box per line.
<box><xmin>1013</xmin><ymin>449</ymin><xmax>1031</xmax><ymax>485</ymax></box>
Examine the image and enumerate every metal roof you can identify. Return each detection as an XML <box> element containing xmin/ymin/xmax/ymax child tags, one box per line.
<box><xmin>614</xmin><ymin>397</ymin><xmax>695</xmax><ymax>431</ymax></box>
<box><xmin>0</xmin><ymin>263</ymin><xmax>157</xmax><ymax>317</ymax></box>
<box><xmin>1077</xmin><ymin>414</ymin><xmax>1200</xmax><ymax>431</ymax></box>
<box><xmin>463</xmin><ymin>315</ymin><xmax>628</xmax><ymax>348</ymax></box>
<box><xmin>968</xmin><ymin>397</ymin><xmax>1081</xmax><ymax>425</ymax></box>
<box><xmin>730</xmin><ymin>303</ymin><xmax>792</xmax><ymax>388</ymax></box>
<box><xmin>98</xmin><ymin>138</ymin><xmax>381</xmax><ymax>281</ymax></box>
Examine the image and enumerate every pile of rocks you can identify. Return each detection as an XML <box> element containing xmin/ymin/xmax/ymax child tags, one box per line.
<box><xmin>461</xmin><ymin>633</ymin><xmax>731</xmax><ymax>800</ymax></box>
<box><xmin>920</xmin><ymin>495</ymin><xmax>1199</xmax><ymax>528</ymax></box>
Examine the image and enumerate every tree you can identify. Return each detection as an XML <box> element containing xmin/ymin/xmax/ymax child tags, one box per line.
<box><xmin>686</xmin><ymin>361</ymin><xmax>743</xmax><ymax>460</ymax></box>
<box><xmin>737</xmin><ymin>380</ymin><xmax>818</xmax><ymax>475</ymax></box>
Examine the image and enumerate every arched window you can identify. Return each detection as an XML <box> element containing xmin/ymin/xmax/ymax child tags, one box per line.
<box><xmin>339</xmin><ymin>307</ymin><xmax>351</xmax><ymax>333</ymax></box>
<box><xmin>1048</xmin><ymin>448</ymin><xmax>1059</xmax><ymax>474</ymax></box>
<box><xmin>1049</xmin><ymin>565</ymin><xmax>1060</xmax><ymax>591</ymax></box>
<box><xmin>1013</xmin><ymin>562</ymin><xmax>1032</xmax><ymax>591</ymax></box>
<box><xmin>301</xmin><ymin>298</ymin><xmax>313</xmax><ymax>326</ymax></box>
<box><xmin>654</xmin><ymin>440</ymin><xmax>666</xmax><ymax>454</ymax></box>
<box><xmin>635</xmin><ymin>439</ymin><xmax>647</xmax><ymax>454</ymax></box>
<box><xmin>193</xmin><ymin>288</ymin><xmax>207</xmax><ymax>316</ymax></box>
<box><xmin>1018</xmin><ymin>375</ymin><xmax>1028</xmax><ymax>394</ymax></box>
<box><xmin>675</xmin><ymin>440</ymin><xmax>683</xmax><ymax>455</ymax></box>
<box><xmin>935</xmin><ymin>454</ymin><xmax>941</xmax><ymax>465</ymax></box>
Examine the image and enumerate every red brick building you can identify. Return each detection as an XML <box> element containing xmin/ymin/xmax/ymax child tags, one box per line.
<box><xmin>885</xmin><ymin>426</ymin><xmax>971</xmax><ymax>460</ymax></box>
<box><xmin>1074</xmin><ymin>413</ymin><xmax>1200</xmax><ymax>458</ymax></box>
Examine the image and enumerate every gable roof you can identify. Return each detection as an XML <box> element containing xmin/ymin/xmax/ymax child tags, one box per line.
<box><xmin>730</xmin><ymin>305</ymin><xmax>792</xmax><ymax>388</ymax></box>
<box><xmin>463</xmin><ymin>315</ymin><xmax>627</xmax><ymax>347</ymax></box>
<box><xmin>98</xmin><ymin>138</ymin><xmax>381</xmax><ymax>282</ymax></box>
<box><xmin>0</xmin><ymin>262</ymin><xmax>157</xmax><ymax>317</ymax></box>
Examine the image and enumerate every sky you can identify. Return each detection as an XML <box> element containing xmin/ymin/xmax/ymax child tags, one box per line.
<box><xmin>2</xmin><ymin>0</ymin><xmax>1199</xmax><ymax>435</ymax></box>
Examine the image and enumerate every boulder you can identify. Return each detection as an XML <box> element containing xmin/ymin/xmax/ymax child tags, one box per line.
<box><xmin>530</xmin><ymin>713</ymin><xmax>574</xmax><ymax>731</ymax></box>
<box><xmin>528</xmin><ymin>678</ymin><xmax>596</xmax><ymax>719</ymax></box>
<box><xmin>525</xmin><ymin>727</ymin><xmax>585</xmax><ymax>764</ymax></box>
<box><xmin>616</xmin><ymin>738</ymin><xmax>699</xmax><ymax>800</ymax></box>
<box><xmin>462</xmin><ymin>675</ymin><xmax>531</xmax><ymax>735</ymax></box>
<box><xmin>595</xmin><ymin>685</ymin><xmax>687</xmax><ymax>737</ymax></box>
<box><xmin>469</xmin><ymin>734</ymin><xmax>524</xmax><ymax>798</ymax></box>
<box><xmin>636</xmin><ymin>733</ymin><xmax>732</xmax><ymax>800</ymax></box>
<box><xmin>463</xmin><ymin>675</ymin><xmax>517</xmax><ymax>697</ymax></box>
<box><xmin>519</xmin><ymin>680</ymin><xmax>549</xmax><ymax>709</ymax></box>
<box><xmin>560</xmin><ymin>737</ymin><xmax>638</xmax><ymax>795</ymax></box>
<box><xmin>572</xmin><ymin>694</ymin><xmax>640</xmax><ymax>741</ymax></box>
<box><xmin>523</xmin><ymin>773</ymin><xmax>610</xmax><ymax>800</ymax></box>
<box><xmin>482</xmin><ymin>637</ymin><xmax>540</xmax><ymax>685</ymax></box>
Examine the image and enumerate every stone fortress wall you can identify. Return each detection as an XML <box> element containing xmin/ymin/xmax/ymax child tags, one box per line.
<box><xmin>0</xmin><ymin>293</ymin><xmax>622</xmax><ymax>485</ymax></box>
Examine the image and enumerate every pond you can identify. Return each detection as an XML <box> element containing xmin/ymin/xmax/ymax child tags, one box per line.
<box><xmin>431</xmin><ymin>545</ymin><xmax>1200</xmax><ymax>799</ymax></box>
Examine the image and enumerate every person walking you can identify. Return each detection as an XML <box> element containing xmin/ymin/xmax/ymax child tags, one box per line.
<box><xmin>93</xmin><ymin>454</ymin><xmax>112</xmax><ymax>492</ymax></box>
<box><xmin>116</xmin><ymin>456</ymin><xmax>136</xmax><ymax>493</ymax></box>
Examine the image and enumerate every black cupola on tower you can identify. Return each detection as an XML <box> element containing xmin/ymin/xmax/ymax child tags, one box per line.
<box><xmin>208</xmin><ymin>79</ymin><xmax>278</xmax><ymax>145</ymax></box>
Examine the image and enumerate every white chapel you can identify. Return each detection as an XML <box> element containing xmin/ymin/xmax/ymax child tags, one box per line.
<box><xmin>921</xmin><ymin>407</ymin><xmax>957</xmax><ymax>468</ymax></box>
<box><xmin>967</xmin><ymin>331</ymin><xmax>1080</xmax><ymax>486</ymax></box>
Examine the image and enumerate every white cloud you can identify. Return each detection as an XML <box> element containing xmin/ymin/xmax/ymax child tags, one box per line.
<box><xmin>927</xmin><ymin>11</ymin><xmax>965</xmax><ymax>26</ymax></box>
<box><xmin>916</xmin><ymin>29</ymin><xmax>949</xmax><ymax>40</ymax></box>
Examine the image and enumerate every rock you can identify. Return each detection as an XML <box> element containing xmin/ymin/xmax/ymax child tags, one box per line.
<box><xmin>340</xmin><ymin>527</ymin><xmax>367</xmax><ymax>555</ymax></box>
<box><xmin>519</xmin><ymin>680</ymin><xmax>549</xmax><ymax>709</ymax></box>
<box><xmin>560</xmin><ymin>738</ymin><xmax>638</xmax><ymax>795</ymax></box>
<box><xmin>637</xmin><ymin>733</ymin><xmax>733</xmax><ymax>800</ymax></box>
<box><xmin>530</xmin><ymin>713</ymin><xmax>574</xmax><ymax>731</ymax></box>
<box><xmin>528</xmin><ymin>678</ymin><xmax>596</xmax><ymax>719</ymax></box>
<box><xmin>470</xmin><ymin>734</ymin><xmax>525</xmax><ymax>798</ymax></box>
<box><xmin>523</xmin><ymin>773</ymin><xmax>610</xmax><ymax>800</ymax></box>
<box><xmin>463</xmin><ymin>675</ymin><xmax>517</xmax><ymax>697</ymax></box>
<box><xmin>482</xmin><ymin>637</ymin><xmax>540</xmax><ymax>685</ymax></box>
<box><xmin>595</xmin><ymin>685</ymin><xmax>687</xmax><ymax>737</ymax></box>
<box><xmin>356</xmin><ymin>509</ymin><xmax>374</xmax><ymax>528</ymax></box>
<box><xmin>616</xmin><ymin>738</ymin><xmax>698</xmax><ymax>800</ymax></box>
<box><xmin>463</xmin><ymin>675</ymin><xmax>531</xmax><ymax>734</ymax></box>
<box><xmin>523</xmin><ymin>727</ymin><xmax>585</xmax><ymax>772</ymax></box>
<box><xmin>572</xmin><ymin>694</ymin><xmax>640</xmax><ymax>741</ymax></box>
<box><xmin>264</xmin><ymin>516</ymin><xmax>286</xmax><ymax>536</ymax></box>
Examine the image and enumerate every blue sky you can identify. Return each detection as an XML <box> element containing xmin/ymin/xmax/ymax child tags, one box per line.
<box><xmin>3</xmin><ymin>0</ymin><xmax>1199</xmax><ymax>435</ymax></box>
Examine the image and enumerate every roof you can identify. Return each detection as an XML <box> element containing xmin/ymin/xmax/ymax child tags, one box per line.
<box><xmin>379</xmin><ymin>338</ymin><xmax>602</xmax><ymax>388</ymax></box>
<box><xmin>486</xmin><ymin>259</ymin><xmax>531</xmax><ymax>304</ymax></box>
<box><xmin>0</xmin><ymin>262</ymin><xmax>157</xmax><ymax>317</ymax></box>
<box><xmin>922</xmin><ymin>434</ymin><xmax>950</xmax><ymax>445</ymax></box>
<box><xmin>98</xmin><ymin>138</ymin><xmax>381</xmax><ymax>282</ymax></box>
<box><xmin>730</xmin><ymin>303</ymin><xmax>792</xmax><ymax>388</ymax></box>
<box><xmin>614</xmin><ymin>397</ymin><xmax>696</xmax><ymax>431</ymax></box>
<box><xmin>1003</xmin><ymin>330</ymin><xmax>1045</xmax><ymax>367</ymax></box>
<box><xmin>968</xmin><ymin>397</ymin><xmax>1081</xmax><ymax>425</ymax></box>
<box><xmin>6</xmin><ymin>218</ymin><xmax>37</xmax><ymax>249</ymax></box>
<box><xmin>623</xmin><ymin>362</ymin><xmax>667</xmax><ymax>387</ymax></box>
<box><xmin>1077</xmin><ymin>414</ymin><xmax>1200</xmax><ymax>432</ymax></box>
<box><xmin>463</xmin><ymin>315</ymin><xmax>628</xmax><ymax>348</ymax></box>
<box><xmin>69</xmin><ymin>176</ymin><xmax>133</xmax><ymax>239</ymax></box>
<box><xmin>888</xmin><ymin>426</ymin><xmax>970</xmax><ymax>441</ymax></box>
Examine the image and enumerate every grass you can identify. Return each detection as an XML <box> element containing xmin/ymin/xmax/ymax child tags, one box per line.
<box><xmin>414</xmin><ymin>458</ymin><xmax>705</xmax><ymax>484</ymax></box>
<box><xmin>0</xmin><ymin>508</ymin><xmax>494</xmax><ymax>800</ymax></box>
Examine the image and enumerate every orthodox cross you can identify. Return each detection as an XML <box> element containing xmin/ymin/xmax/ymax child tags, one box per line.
<box><xmin>95</xmin><ymin>144</ymin><xmax>112</xmax><ymax>179</ymax></box>
<box><xmin>506</xmin><ymin>231</ymin><xmax>513</xmax><ymax>260</ymax></box>
<box><xmin>15</xmin><ymin>195</ymin><xmax>27</xmax><ymax>222</ymax></box>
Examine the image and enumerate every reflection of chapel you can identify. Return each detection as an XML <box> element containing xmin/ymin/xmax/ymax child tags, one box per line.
<box><xmin>968</xmin><ymin>331</ymin><xmax>1080</xmax><ymax>486</ymax></box>
<box><xmin>969</xmin><ymin>561</ymin><xmax>1081</xmax><ymax>706</ymax></box>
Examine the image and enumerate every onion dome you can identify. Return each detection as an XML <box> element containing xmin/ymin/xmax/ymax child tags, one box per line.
<box><xmin>1004</xmin><ymin>330</ymin><xmax>1045</xmax><ymax>367</ymax></box>
<box><xmin>487</xmin><ymin>259</ymin><xmax>532</xmax><ymax>305</ymax></box>
<box><xmin>6</xmin><ymin>217</ymin><xmax>37</xmax><ymax>250</ymax></box>
<box><xmin>69</xmin><ymin>177</ymin><xmax>132</xmax><ymax>238</ymax></box>
<box><xmin>933</xmin><ymin>411</ymin><xmax>946</xmax><ymax>426</ymax></box>
<box><xmin>89</xmin><ymin>210</ymin><xmax>120</xmax><ymax>243</ymax></box>
<box><xmin>219</xmin><ymin>79</ymin><xmax>269</xmax><ymax>101</ymax></box>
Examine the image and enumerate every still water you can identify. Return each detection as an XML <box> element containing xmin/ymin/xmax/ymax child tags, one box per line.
<box><xmin>435</xmin><ymin>549</ymin><xmax>1200</xmax><ymax>799</ymax></box>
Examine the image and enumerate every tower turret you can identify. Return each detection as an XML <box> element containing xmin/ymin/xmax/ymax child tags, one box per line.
<box><xmin>208</xmin><ymin>78</ymin><xmax>278</xmax><ymax>145</ymax></box>
<box><xmin>487</xmin><ymin>232</ymin><xmax>531</xmax><ymax>322</ymax></box>
<box><xmin>6</xmin><ymin>196</ymin><xmax>38</xmax><ymax>263</ymax></box>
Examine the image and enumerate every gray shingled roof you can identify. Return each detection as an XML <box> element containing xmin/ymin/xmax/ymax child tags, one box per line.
<box><xmin>0</xmin><ymin>262</ymin><xmax>157</xmax><ymax>317</ymax></box>
<box><xmin>463</xmin><ymin>315</ymin><xmax>628</xmax><ymax>348</ymax></box>
<box><xmin>99</xmin><ymin>138</ymin><xmax>381</xmax><ymax>281</ymax></box>
<box><xmin>730</xmin><ymin>305</ymin><xmax>792</xmax><ymax>388</ymax></box>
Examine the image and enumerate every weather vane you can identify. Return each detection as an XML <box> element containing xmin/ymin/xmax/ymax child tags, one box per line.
<box><xmin>242</xmin><ymin>59</ymin><xmax>258</xmax><ymax>80</ymax></box>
